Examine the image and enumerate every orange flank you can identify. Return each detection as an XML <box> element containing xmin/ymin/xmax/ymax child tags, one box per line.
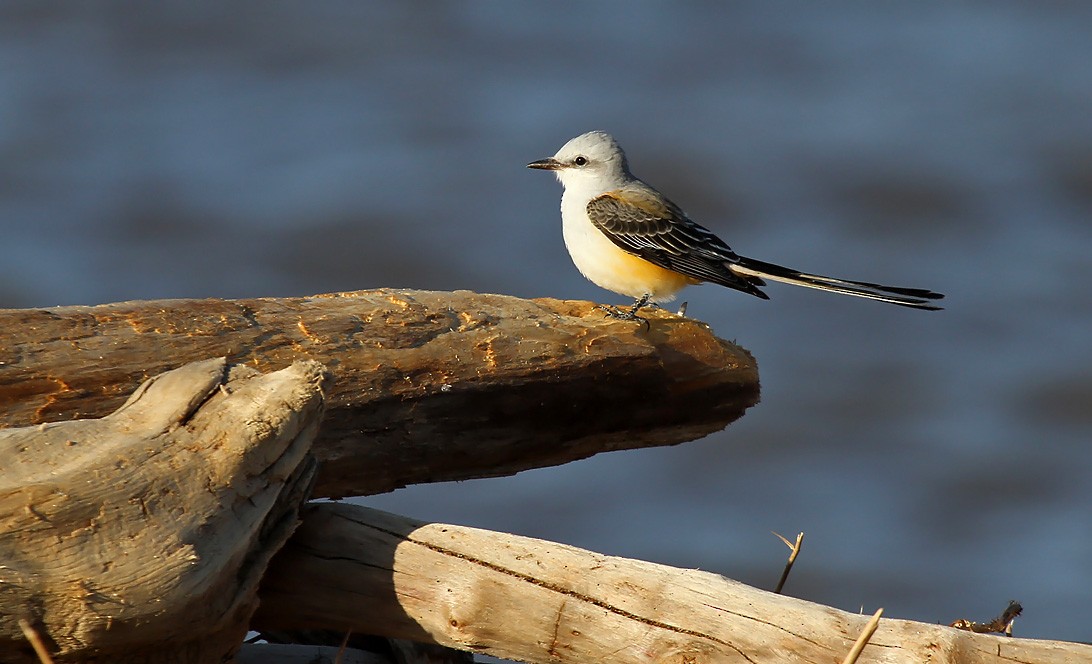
<box><xmin>593</xmin><ymin>240</ymin><xmax>698</xmax><ymax>301</ymax></box>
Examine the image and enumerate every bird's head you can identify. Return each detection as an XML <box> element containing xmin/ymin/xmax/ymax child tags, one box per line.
<box><xmin>527</xmin><ymin>131</ymin><xmax>632</xmax><ymax>191</ymax></box>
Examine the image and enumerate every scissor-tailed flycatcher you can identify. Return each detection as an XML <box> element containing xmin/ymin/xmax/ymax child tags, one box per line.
<box><xmin>528</xmin><ymin>131</ymin><xmax>944</xmax><ymax>319</ymax></box>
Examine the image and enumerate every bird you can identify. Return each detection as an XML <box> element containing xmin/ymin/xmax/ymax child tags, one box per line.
<box><xmin>527</xmin><ymin>131</ymin><xmax>944</xmax><ymax>320</ymax></box>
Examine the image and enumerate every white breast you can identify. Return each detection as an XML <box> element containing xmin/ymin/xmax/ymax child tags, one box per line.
<box><xmin>559</xmin><ymin>189</ymin><xmax>693</xmax><ymax>302</ymax></box>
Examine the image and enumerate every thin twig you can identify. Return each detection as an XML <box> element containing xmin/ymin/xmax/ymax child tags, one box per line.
<box><xmin>841</xmin><ymin>608</ymin><xmax>883</xmax><ymax>664</ymax></box>
<box><xmin>17</xmin><ymin>619</ymin><xmax>55</xmax><ymax>664</ymax></box>
<box><xmin>772</xmin><ymin>531</ymin><xmax>804</xmax><ymax>594</ymax></box>
<box><xmin>334</xmin><ymin>630</ymin><xmax>352</xmax><ymax>664</ymax></box>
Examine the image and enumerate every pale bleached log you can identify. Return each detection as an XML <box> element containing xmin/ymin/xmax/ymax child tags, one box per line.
<box><xmin>0</xmin><ymin>289</ymin><xmax>759</xmax><ymax>498</ymax></box>
<box><xmin>0</xmin><ymin>358</ymin><xmax>329</xmax><ymax>664</ymax></box>
<box><xmin>254</xmin><ymin>503</ymin><xmax>1092</xmax><ymax>664</ymax></box>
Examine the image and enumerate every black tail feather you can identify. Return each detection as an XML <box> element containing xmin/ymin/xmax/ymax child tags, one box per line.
<box><xmin>730</xmin><ymin>256</ymin><xmax>945</xmax><ymax>310</ymax></box>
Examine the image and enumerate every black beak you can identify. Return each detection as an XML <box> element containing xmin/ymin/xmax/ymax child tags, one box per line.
<box><xmin>527</xmin><ymin>158</ymin><xmax>562</xmax><ymax>170</ymax></box>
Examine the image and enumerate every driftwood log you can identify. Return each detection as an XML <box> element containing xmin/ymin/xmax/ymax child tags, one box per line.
<box><xmin>253</xmin><ymin>503</ymin><xmax>1092</xmax><ymax>664</ymax></box>
<box><xmin>0</xmin><ymin>357</ymin><xmax>329</xmax><ymax>663</ymax></box>
<box><xmin>3</xmin><ymin>290</ymin><xmax>1088</xmax><ymax>662</ymax></box>
<box><xmin>0</xmin><ymin>289</ymin><xmax>759</xmax><ymax>498</ymax></box>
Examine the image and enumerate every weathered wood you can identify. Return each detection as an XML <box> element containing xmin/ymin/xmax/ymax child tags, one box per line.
<box><xmin>0</xmin><ymin>290</ymin><xmax>759</xmax><ymax>498</ymax></box>
<box><xmin>254</xmin><ymin>503</ymin><xmax>1092</xmax><ymax>664</ymax></box>
<box><xmin>0</xmin><ymin>358</ymin><xmax>329</xmax><ymax>663</ymax></box>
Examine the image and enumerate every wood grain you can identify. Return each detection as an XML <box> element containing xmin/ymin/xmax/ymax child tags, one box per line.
<box><xmin>0</xmin><ymin>290</ymin><xmax>759</xmax><ymax>498</ymax></box>
<box><xmin>255</xmin><ymin>503</ymin><xmax>1092</xmax><ymax>664</ymax></box>
<box><xmin>0</xmin><ymin>358</ymin><xmax>327</xmax><ymax>663</ymax></box>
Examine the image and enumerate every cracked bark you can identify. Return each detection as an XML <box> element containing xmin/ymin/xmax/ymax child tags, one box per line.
<box><xmin>0</xmin><ymin>289</ymin><xmax>759</xmax><ymax>498</ymax></box>
<box><xmin>252</xmin><ymin>503</ymin><xmax>1092</xmax><ymax>664</ymax></box>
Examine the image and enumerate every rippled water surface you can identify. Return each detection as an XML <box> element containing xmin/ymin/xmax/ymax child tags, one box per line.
<box><xmin>3</xmin><ymin>2</ymin><xmax>1091</xmax><ymax>647</ymax></box>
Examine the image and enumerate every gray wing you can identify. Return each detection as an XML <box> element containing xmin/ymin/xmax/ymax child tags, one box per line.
<box><xmin>586</xmin><ymin>190</ymin><xmax>769</xmax><ymax>298</ymax></box>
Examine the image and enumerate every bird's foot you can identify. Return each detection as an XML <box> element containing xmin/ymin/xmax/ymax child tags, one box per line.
<box><xmin>597</xmin><ymin>294</ymin><xmax>655</xmax><ymax>328</ymax></box>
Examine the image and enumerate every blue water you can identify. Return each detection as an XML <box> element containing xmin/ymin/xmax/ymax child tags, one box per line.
<box><xmin>3</xmin><ymin>2</ymin><xmax>1091</xmax><ymax>648</ymax></box>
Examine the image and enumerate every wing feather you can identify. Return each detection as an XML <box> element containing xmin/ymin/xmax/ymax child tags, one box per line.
<box><xmin>585</xmin><ymin>189</ymin><xmax>944</xmax><ymax>310</ymax></box>
<box><xmin>586</xmin><ymin>190</ymin><xmax>769</xmax><ymax>297</ymax></box>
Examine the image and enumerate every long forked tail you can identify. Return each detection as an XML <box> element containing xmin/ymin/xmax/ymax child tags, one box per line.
<box><xmin>730</xmin><ymin>256</ymin><xmax>945</xmax><ymax>310</ymax></box>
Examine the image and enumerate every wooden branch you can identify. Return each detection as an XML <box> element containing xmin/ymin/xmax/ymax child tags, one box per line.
<box><xmin>254</xmin><ymin>503</ymin><xmax>1092</xmax><ymax>664</ymax></box>
<box><xmin>0</xmin><ymin>358</ymin><xmax>329</xmax><ymax>663</ymax></box>
<box><xmin>0</xmin><ymin>290</ymin><xmax>759</xmax><ymax>498</ymax></box>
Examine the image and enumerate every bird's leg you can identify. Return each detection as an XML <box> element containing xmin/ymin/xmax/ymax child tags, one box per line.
<box><xmin>626</xmin><ymin>293</ymin><xmax>654</xmax><ymax>317</ymax></box>
<box><xmin>599</xmin><ymin>293</ymin><xmax>654</xmax><ymax>327</ymax></box>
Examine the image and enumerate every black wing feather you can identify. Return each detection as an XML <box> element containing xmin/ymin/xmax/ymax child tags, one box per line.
<box><xmin>586</xmin><ymin>190</ymin><xmax>770</xmax><ymax>299</ymax></box>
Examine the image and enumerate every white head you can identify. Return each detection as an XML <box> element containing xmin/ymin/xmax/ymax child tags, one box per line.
<box><xmin>527</xmin><ymin>131</ymin><xmax>634</xmax><ymax>191</ymax></box>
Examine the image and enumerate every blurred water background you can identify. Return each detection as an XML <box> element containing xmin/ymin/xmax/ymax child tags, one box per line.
<box><xmin>2</xmin><ymin>1</ymin><xmax>1090</xmax><ymax>649</ymax></box>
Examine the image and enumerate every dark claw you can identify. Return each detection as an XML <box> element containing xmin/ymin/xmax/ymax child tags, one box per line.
<box><xmin>596</xmin><ymin>293</ymin><xmax>654</xmax><ymax>329</ymax></box>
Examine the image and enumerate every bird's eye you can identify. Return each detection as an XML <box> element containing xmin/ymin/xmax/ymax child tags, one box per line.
<box><xmin>573</xmin><ymin>156</ymin><xmax>588</xmax><ymax>166</ymax></box>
